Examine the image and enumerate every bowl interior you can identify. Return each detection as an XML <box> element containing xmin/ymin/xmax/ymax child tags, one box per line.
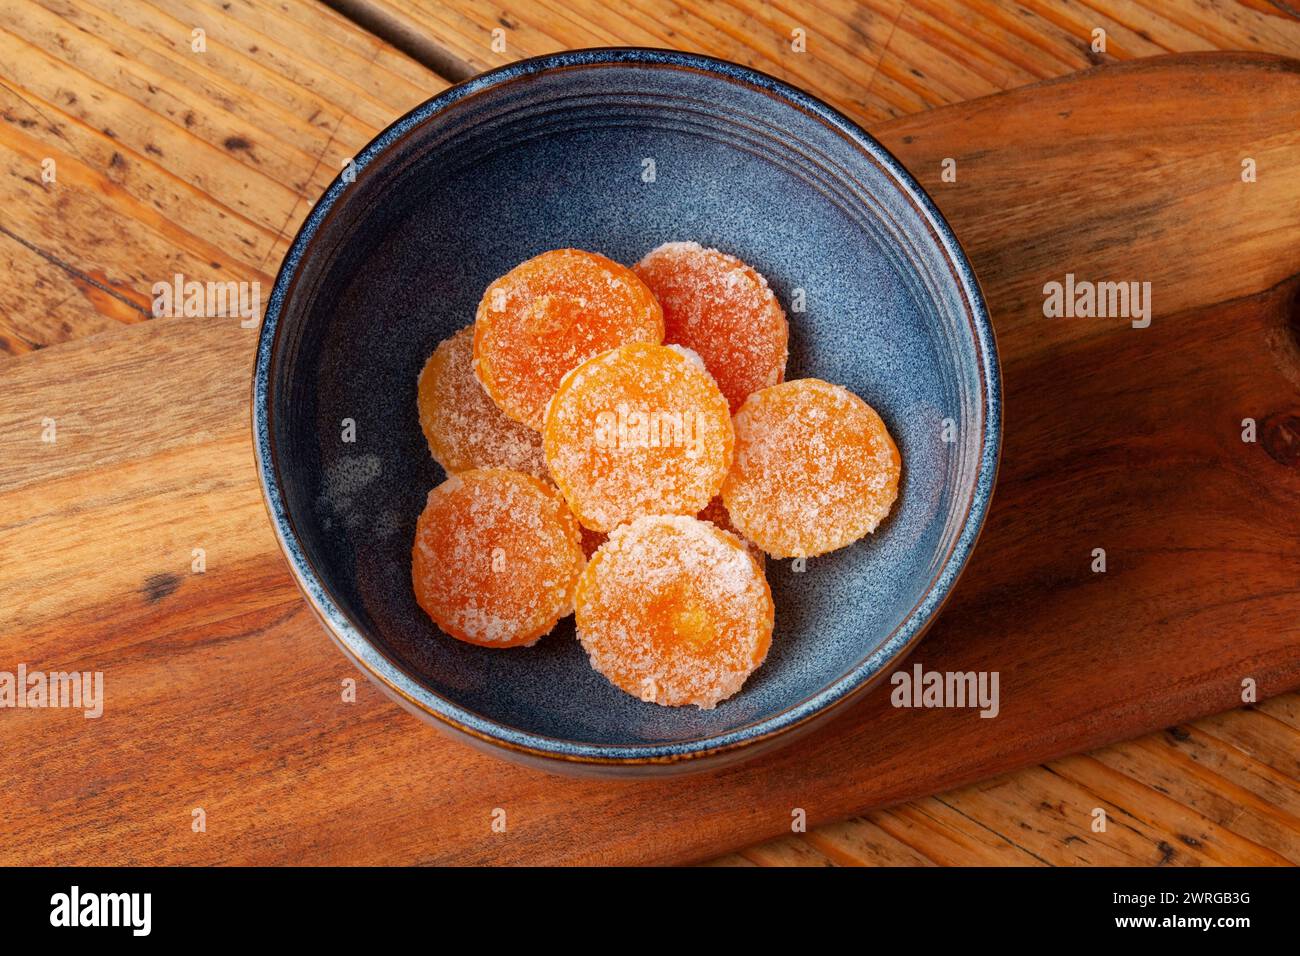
<box><xmin>262</xmin><ymin>53</ymin><xmax>992</xmax><ymax>756</ymax></box>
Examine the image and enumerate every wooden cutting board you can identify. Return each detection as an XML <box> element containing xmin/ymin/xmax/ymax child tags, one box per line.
<box><xmin>1</xmin><ymin>53</ymin><xmax>1297</xmax><ymax>865</ymax></box>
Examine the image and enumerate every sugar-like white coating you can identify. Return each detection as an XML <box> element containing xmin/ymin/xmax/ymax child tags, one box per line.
<box><xmin>723</xmin><ymin>379</ymin><xmax>900</xmax><ymax>558</ymax></box>
<box><xmin>417</xmin><ymin>327</ymin><xmax>548</xmax><ymax>479</ymax></box>
<box><xmin>575</xmin><ymin>515</ymin><xmax>773</xmax><ymax>709</ymax></box>
<box><xmin>635</xmin><ymin>241</ymin><xmax>788</xmax><ymax>411</ymax></box>
<box><xmin>412</xmin><ymin>469</ymin><xmax>584</xmax><ymax>646</ymax></box>
<box><xmin>543</xmin><ymin>344</ymin><xmax>734</xmax><ymax>531</ymax></box>
<box><xmin>473</xmin><ymin>250</ymin><xmax>663</xmax><ymax>429</ymax></box>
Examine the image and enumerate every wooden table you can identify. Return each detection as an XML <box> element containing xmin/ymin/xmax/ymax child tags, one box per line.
<box><xmin>1</xmin><ymin>0</ymin><xmax>1298</xmax><ymax>866</ymax></box>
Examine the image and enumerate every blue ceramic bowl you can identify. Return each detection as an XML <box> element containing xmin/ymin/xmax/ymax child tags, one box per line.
<box><xmin>253</xmin><ymin>49</ymin><xmax>1000</xmax><ymax>775</ymax></box>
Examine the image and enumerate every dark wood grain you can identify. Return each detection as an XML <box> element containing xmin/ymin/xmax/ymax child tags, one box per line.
<box><xmin>1</xmin><ymin>50</ymin><xmax>1297</xmax><ymax>865</ymax></box>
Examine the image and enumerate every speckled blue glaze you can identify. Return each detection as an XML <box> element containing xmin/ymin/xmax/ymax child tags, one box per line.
<box><xmin>252</xmin><ymin>48</ymin><xmax>1001</xmax><ymax>775</ymax></box>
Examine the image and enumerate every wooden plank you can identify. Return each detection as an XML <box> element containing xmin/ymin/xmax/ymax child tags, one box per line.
<box><xmin>337</xmin><ymin>0</ymin><xmax>1300</xmax><ymax>124</ymax></box>
<box><xmin>0</xmin><ymin>0</ymin><xmax>447</xmax><ymax>353</ymax></box>
<box><xmin>1091</xmin><ymin>732</ymin><xmax>1300</xmax><ymax>863</ymax></box>
<box><xmin>1048</xmin><ymin>754</ymin><xmax>1294</xmax><ymax>865</ymax></box>
<box><xmin>749</xmin><ymin>716</ymin><xmax>1300</xmax><ymax>866</ymax></box>
<box><xmin>871</xmin><ymin>799</ymin><xmax>1050</xmax><ymax>865</ymax></box>
<box><xmin>928</xmin><ymin>765</ymin><xmax>1186</xmax><ymax>866</ymax></box>
<box><xmin>1194</xmin><ymin>708</ymin><xmax>1300</xmax><ymax>779</ymax></box>
<box><xmin>0</xmin><ymin>232</ymin><xmax>124</xmax><ymax>353</ymax></box>
<box><xmin>2</xmin><ymin>52</ymin><xmax>1298</xmax><ymax>866</ymax></box>
<box><xmin>699</xmin><ymin>852</ymin><xmax>757</xmax><ymax>866</ymax></box>
<box><xmin>805</xmin><ymin>816</ymin><xmax>938</xmax><ymax>866</ymax></box>
<box><xmin>337</xmin><ymin>0</ymin><xmax>931</xmax><ymax>122</ymax></box>
<box><xmin>1256</xmin><ymin>695</ymin><xmax>1300</xmax><ymax>732</ymax></box>
<box><xmin>738</xmin><ymin>837</ymin><xmax>839</xmax><ymax>867</ymax></box>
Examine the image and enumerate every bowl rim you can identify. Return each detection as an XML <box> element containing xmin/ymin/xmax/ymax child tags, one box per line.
<box><xmin>252</xmin><ymin>46</ymin><xmax>1002</xmax><ymax>768</ymax></box>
